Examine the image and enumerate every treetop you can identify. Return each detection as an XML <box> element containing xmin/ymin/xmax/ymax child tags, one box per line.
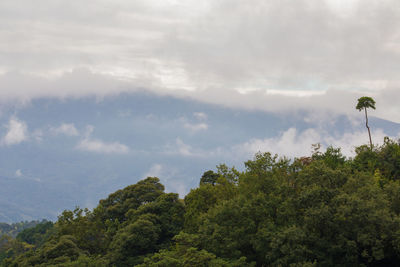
<box><xmin>356</xmin><ymin>96</ymin><xmax>376</xmax><ymax>111</ymax></box>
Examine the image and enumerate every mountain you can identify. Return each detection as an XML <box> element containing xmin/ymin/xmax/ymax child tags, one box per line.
<box><xmin>0</xmin><ymin>92</ymin><xmax>399</xmax><ymax>222</ymax></box>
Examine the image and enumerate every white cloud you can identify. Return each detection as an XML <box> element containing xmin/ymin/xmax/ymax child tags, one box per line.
<box><xmin>15</xmin><ymin>169</ymin><xmax>22</xmax><ymax>177</ymax></box>
<box><xmin>193</xmin><ymin>112</ymin><xmax>207</xmax><ymax>120</ymax></box>
<box><xmin>234</xmin><ymin>127</ymin><xmax>400</xmax><ymax>158</ymax></box>
<box><xmin>174</xmin><ymin>138</ymin><xmax>194</xmax><ymax>156</ymax></box>
<box><xmin>2</xmin><ymin>117</ymin><xmax>28</xmax><ymax>146</ymax></box>
<box><xmin>51</xmin><ymin>123</ymin><xmax>79</xmax><ymax>136</ymax></box>
<box><xmin>143</xmin><ymin>163</ymin><xmax>188</xmax><ymax>197</ymax></box>
<box><xmin>236</xmin><ymin>128</ymin><xmax>320</xmax><ymax>158</ymax></box>
<box><xmin>13</xmin><ymin>169</ymin><xmax>41</xmax><ymax>182</ymax></box>
<box><xmin>32</xmin><ymin>129</ymin><xmax>44</xmax><ymax>142</ymax></box>
<box><xmin>76</xmin><ymin>138</ymin><xmax>129</xmax><ymax>154</ymax></box>
<box><xmin>83</xmin><ymin>125</ymin><xmax>95</xmax><ymax>138</ymax></box>
<box><xmin>266</xmin><ymin>90</ymin><xmax>326</xmax><ymax>97</ymax></box>
<box><xmin>144</xmin><ymin>163</ymin><xmax>164</xmax><ymax>178</ymax></box>
<box><xmin>183</xmin><ymin>122</ymin><xmax>208</xmax><ymax>132</ymax></box>
<box><xmin>76</xmin><ymin>125</ymin><xmax>129</xmax><ymax>154</ymax></box>
<box><xmin>181</xmin><ymin>113</ymin><xmax>208</xmax><ymax>132</ymax></box>
<box><xmin>164</xmin><ymin>138</ymin><xmax>200</xmax><ymax>157</ymax></box>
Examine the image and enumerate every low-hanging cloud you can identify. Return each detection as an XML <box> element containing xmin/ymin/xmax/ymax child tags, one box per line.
<box><xmin>0</xmin><ymin>70</ymin><xmax>398</xmax><ymax>123</ymax></box>
<box><xmin>1</xmin><ymin>117</ymin><xmax>28</xmax><ymax>146</ymax></box>
<box><xmin>235</xmin><ymin>127</ymin><xmax>399</xmax><ymax>159</ymax></box>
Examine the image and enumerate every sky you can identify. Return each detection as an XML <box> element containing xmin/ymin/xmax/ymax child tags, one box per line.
<box><xmin>1</xmin><ymin>0</ymin><xmax>400</xmax><ymax>221</ymax></box>
<box><xmin>1</xmin><ymin>0</ymin><xmax>400</xmax><ymax>121</ymax></box>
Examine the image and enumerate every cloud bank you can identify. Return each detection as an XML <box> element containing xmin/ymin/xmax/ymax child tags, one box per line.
<box><xmin>0</xmin><ymin>1</ymin><xmax>400</xmax><ymax>121</ymax></box>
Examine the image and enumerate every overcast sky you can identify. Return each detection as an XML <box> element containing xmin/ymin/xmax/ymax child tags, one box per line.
<box><xmin>1</xmin><ymin>0</ymin><xmax>400</xmax><ymax>121</ymax></box>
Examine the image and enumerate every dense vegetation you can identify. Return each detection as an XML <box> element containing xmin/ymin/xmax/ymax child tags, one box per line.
<box><xmin>2</xmin><ymin>137</ymin><xmax>400</xmax><ymax>266</ymax></box>
<box><xmin>0</xmin><ymin>221</ymin><xmax>49</xmax><ymax>239</ymax></box>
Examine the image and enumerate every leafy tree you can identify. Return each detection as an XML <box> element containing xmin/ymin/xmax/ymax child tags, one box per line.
<box><xmin>356</xmin><ymin>96</ymin><xmax>376</xmax><ymax>149</ymax></box>
<box><xmin>56</xmin><ymin>207</ymin><xmax>107</xmax><ymax>254</ymax></box>
<box><xmin>108</xmin><ymin>216</ymin><xmax>161</xmax><ymax>266</ymax></box>
<box><xmin>0</xmin><ymin>221</ymin><xmax>46</xmax><ymax>239</ymax></box>
<box><xmin>200</xmin><ymin>170</ymin><xmax>219</xmax><ymax>185</ymax></box>
<box><xmin>16</xmin><ymin>221</ymin><xmax>53</xmax><ymax>246</ymax></box>
<box><xmin>0</xmin><ymin>235</ymin><xmax>34</xmax><ymax>265</ymax></box>
<box><xmin>184</xmin><ymin>173</ymin><xmax>237</xmax><ymax>233</ymax></box>
<box><xmin>138</xmin><ymin>232</ymin><xmax>252</xmax><ymax>267</ymax></box>
<box><xmin>353</xmin><ymin>137</ymin><xmax>400</xmax><ymax>182</ymax></box>
<box><xmin>127</xmin><ymin>193</ymin><xmax>185</xmax><ymax>245</ymax></box>
<box><xmin>96</xmin><ymin>177</ymin><xmax>165</xmax><ymax>223</ymax></box>
<box><xmin>376</xmin><ymin>137</ymin><xmax>400</xmax><ymax>181</ymax></box>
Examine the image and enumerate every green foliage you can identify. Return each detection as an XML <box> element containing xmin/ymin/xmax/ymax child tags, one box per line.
<box><xmin>353</xmin><ymin>137</ymin><xmax>400</xmax><ymax>181</ymax></box>
<box><xmin>188</xmin><ymin>145</ymin><xmax>400</xmax><ymax>265</ymax></box>
<box><xmin>56</xmin><ymin>207</ymin><xmax>107</xmax><ymax>255</ymax></box>
<box><xmin>356</xmin><ymin>96</ymin><xmax>376</xmax><ymax>111</ymax></box>
<box><xmin>0</xmin><ymin>220</ymin><xmax>46</xmax><ymax>238</ymax></box>
<box><xmin>138</xmin><ymin>232</ymin><xmax>252</xmax><ymax>267</ymax></box>
<box><xmin>184</xmin><ymin>170</ymin><xmax>237</xmax><ymax>233</ymax></box>
<box><xmin>108</xmin><ymin>216</ymin><xmax>161</xmax><ymax>266</ymax></box>
<box><xmin>4</xmin><ymin>139</ymin><xmax>400</xmax><ymax>266</ymax></box>
<box><xmin>0</xmin><ymin>235</ymin><xmax>34</xmax><ymax>265</ymax></box>
<box><xmin>311</xmin><ymin>146</ymin><xmax>346</xmax><ymax>169</ymax></box>
<box><xmin>16</xmin><ymin>221</ymin><xmax>53</xmax><ymax>246</ymax></box>
<box><xmin>108</xmin><ymin>193</ymin><xmax>185</xmax><ymax>266</ymax></box>
<box><xmin>200</xmin><ymin>170</ymin><xmax>219</xmax><ymax>185</ymax></box>
<box><xmin>96</xmin><ymin>177</ymin><xmax>165</xmax><ymax>223</ymax></box>
<box><xmin>128</xmin><ymin>193</ymin><xmax>185</xmax><ymax>244</ymax></box>
<box><xmin>1</xmin><ymin>176</ymin><xmax>184</xmax><ymax>266</ymax></box>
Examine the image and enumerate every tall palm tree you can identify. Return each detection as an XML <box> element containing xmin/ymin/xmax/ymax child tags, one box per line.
<box><xmin>356</xmin><ymin>96</ymin><xmax>376</xmax><ymax>149</ymax></box>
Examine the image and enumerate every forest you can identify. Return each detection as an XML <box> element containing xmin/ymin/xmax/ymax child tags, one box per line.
<box><xmin>1</xmin><ymin>137</ymin><xmax>400</xmax><ymax>266</ymax></box>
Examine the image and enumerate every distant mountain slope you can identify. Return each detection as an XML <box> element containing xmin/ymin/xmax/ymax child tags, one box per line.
<box><xmin>0</xmin><ymin>92</ymin><xmax>399</xmax><ymax>222</ymax></box>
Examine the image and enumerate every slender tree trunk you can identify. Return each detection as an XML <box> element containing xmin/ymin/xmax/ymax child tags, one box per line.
<box><xmin>364</xmin><ymin>107</ymin><xmax>373</xmax><ymax>149</ymax></box>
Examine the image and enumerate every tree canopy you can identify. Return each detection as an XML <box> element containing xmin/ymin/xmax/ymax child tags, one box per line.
<box><xmin>3</xmin><ymin>138</ymin><xmax>400</xmax><ymax>266</ymax></box>
<box><xmin>356</xmin><ymin>96</ymin><xmax>376</xmax><ymax>111</ymax></box>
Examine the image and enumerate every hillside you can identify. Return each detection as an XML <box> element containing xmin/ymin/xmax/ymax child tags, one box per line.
<box><xmin>1</xmin><ymin>137</ymin><xmax>400</xmax><ymax>266</ymax></box>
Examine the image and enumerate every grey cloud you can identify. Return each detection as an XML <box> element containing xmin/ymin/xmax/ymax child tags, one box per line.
<box><xmin>0</xmin><ymin>70</ymin><xmax>399</xmax><ymax>123</ymax></box>
<box><xmin>3</xmin><ymin>0</ymin><xmax>399</xmax><ymax>88</ymax></box>
<box><xmin>160</xmin><ymin>0</ymin><xmax>400</xmax><ymax>90</ymax></box>
<box><xmin>0</xmin><ymin>69</ymin><xmax>136</xmax><ymax>102</ymax></box>
<box><xmin>1</xmin><ymin>1</ymin><xmax>400</xmax><ymax>122</ymax></box>
<box><xmin>0</xmin><ymin>0</ymin><xmax>191</xmax><ymax>72</ymax></box>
